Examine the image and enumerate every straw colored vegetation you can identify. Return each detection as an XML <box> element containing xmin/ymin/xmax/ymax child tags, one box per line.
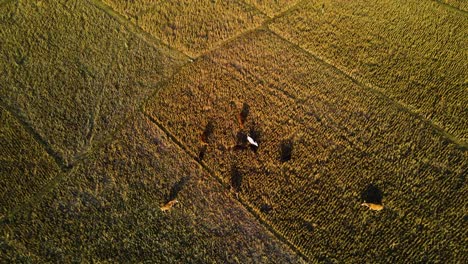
<box><xmin>440</xmin><ymin>0</ymin><xmax>468</xmax><ymax>11</ymax></box>
<box><xmin>243</xmin><ymin>0</ymin><xmax>301</xmax><ymax>17</ymax></box>
<box><xmin>102</xmin><ymin>0</ymin><xmax>266</xmax><ymax>57</ymax></box>
<box><xmin>1</xmin><ymin>114</ymin><xmax>303</xmax><ymax>263</ymax></box>
<box><xmin>0</xmin><ymin>0</ymin><xmax>187</xmax><ymax>166</ymax></box>
<box><xmin>0</xmin><ymin>108</ymin><xmax>60</xmax><ymax>216</ymax></box>
<box><xmin>1</xmin><ymin>0</ymin><xmax>466</xmax><ymax>262</ymax></box>
<box><xmin>269</xmin><ymin>0</ymin><xmax>468</xmax><ymax>143</ymax></box>
<box><xmin>145</xmin><ymin>29</ymin><xmax>467</xmax><ymax>262</ymax></box>
<box><xmin>101</xmin><ymin>0</ymin><xmax>155</xmax><ymax>21</ymax></box>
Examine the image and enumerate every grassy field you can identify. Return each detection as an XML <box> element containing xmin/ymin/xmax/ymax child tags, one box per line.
<box><xmin>243</xmin><ymin>0</ymin><xmax>300</xmax><ymax>17</ymax></box>
<box><xmin>101</xmin><ymin>0</ymin><xmax>155</xmax><ymax>21</ymax></box>
<box><xmin>269</xmin><ymin>0</ymin><xmax>468</xmax><ymax>144</ymax></box>
<box><xmin>137</xmin><ymin>0</ymin><xmax>266</xmax><ymax>57</ymax></box>
<box><xmin>1</xmin><ymin>0</ymin><xmax>466</xmax><ymax>262</ymax></box>
<box><xmin>0</xmin><ymin>0</ymin><xmax>187</xmax><ymax>167</ymax></box>
<box><xmin>145</xmin><ymin>29</ymin><xmax>467</xmax><ymax>262</ymax></box>
<box><xmin>103</xmin><ymin>0</ymin><xmax>266</xmax><ymax>57</ymax></box>
<box><xmin>440</xmin><ymin>0</ymin><xmax>468</xmax><ymax>11</ymax></box>
<box><xmin>1</xmin><ymin>113</ymin><xmax>303</xmax><ymax>263</ymax></box>
<box><xmin>0</xmin><ymin>107</ymin><xmax>61</xmax><ymax>217</ymax></box>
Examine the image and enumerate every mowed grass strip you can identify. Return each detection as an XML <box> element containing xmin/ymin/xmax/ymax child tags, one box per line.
<box><xmin>0</xmin><ymin>0</ymin><xmax>187</xmax><ymax>166</ymax></box>
<box><xmin>242</xmin><ymin>0</ymin><xmax>301</xmax><ymax>17</ymax></box>
<box><xmin>1</xmin><ymin>113</ymin><xmax>304</xmax><ymax>263</ymax></box>
<box><xmin>145</xmin><ymin>29</ymin><xmax>467</xmax><ymax>262</ymax></box>
<box><xmin>269</xmin><ymin>0</ymin><xmax>468</xmax><ymax>143</ymax></box>
<box><xmin>132</xmin><ymin>0</ymin><xmax>266</xmax><ymax>57</ymax></box>
<box><xmin>0</xmin><ymin>108</ymin><xmax>61</xmax><ymax>217</ymax></box>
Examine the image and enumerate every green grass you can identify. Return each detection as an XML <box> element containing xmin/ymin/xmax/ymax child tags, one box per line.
<box><xmin>1</xmin><ymin>114</ymin><xmax>303</xmax><ymax>263</ymax></box>
<box><xmin>0</xmin><ymin>0</ymin><xmax>187</xmax><ymax>167</ymax></box>
<box><xmin>145</xmin><ymin>29</ymin><xmax>467</xmax><ymax>262</ymax></box>
<box><xmin>269</xmin><ymin>0</ymin><xmax>468</xmax><ymax>143</ymax></box>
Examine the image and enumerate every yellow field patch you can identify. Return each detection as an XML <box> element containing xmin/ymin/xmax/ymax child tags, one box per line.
<box><xmin>243</xmin><ymin>0</ymin><xmax>301</xmax><ymax>17</ymax></box>
<box><xmin>0</xmin><ymin>108</ymin><xmax>61</xmax><ymax>217</ymax></box>
<box><xmin>135</xmin><ymin>0</ymin><xmax>266</xmax><ymax>56</ymax></box>
<box><xmin>0</xmin><ymin>0</ymin><xmax>187</xmax><ymax>166</ymax></box>
<box><xmin>269</xmin><ymin>0</ymin><xmax>468</xmax><ymax>143</ymax></box>
<box><xmin>1</xmin><ymin>113</ymin><xmax>304</xmax><ymax>263</ymax></box>
<box><xmin>440</xmin><ymin>0</ymin><xmax>468</xmax><ymax>11</ymax></box>
<box><xmin>145</xmin><ymin>29</ymin><xmax>467</xmax><ymax>262</ymax></box>
<box><xmin>101</xmin><ymin>0</ymin><xmax>155</xmax><ymax>21</ymax></box>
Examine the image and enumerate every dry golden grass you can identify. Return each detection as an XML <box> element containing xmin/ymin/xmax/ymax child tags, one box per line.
<box><xmin>2</xmin><ymin>0</ymin><xmax>466</xmax><ymax>262</ymax></box>
<box><xmin>0</xmin><ymin>108</ymin><xmax>61</xmax><ymax>217</ymax></box>
<box><xmin>0</xmin><ymin>0</ymin><xmax>186</xmax><ymax>166</ymax></box>
<box><xmin>1</xmin><ymin>114</ymin><xmax>304</xmax><ymax>263</ymax></box>
<box><xmin>101</xmin><ymin>0</ymin><xmax>155</xmax><ymax>21</ymax></box>
<box><xmin>106</xmin><ymin>0</ymin><xmax>266</xmax><ymax>57</ymax></box>
<box><xmin>440</xmin><ymin>0</ymin><xmax>468</xmax><ymax>11</ymax></box>
<box><xmin>101</xmin><ymin>0</ymin><xmax>268</xmax><ymax>56</ymax></box>
<box><xmin>269</xmin><ymin>0</ymin><xmax>468</xmax><ymax>143</ymax></box>
<box><xmin>145</xmin><ymin>29</ymin><xmax>467</xmax><ymax>262</ymax></box>
<box><xmin>243</xmin><ymin>0</ymin><xmax>301</xmax><ymax>17</ymax></box>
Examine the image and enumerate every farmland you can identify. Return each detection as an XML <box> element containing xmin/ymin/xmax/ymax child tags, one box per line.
<box><xmin>0</xmin><ymin>108</ymin><xmax>61</xmax><ymax>216</ymax></box>
<box><xmin>1</xmin><ymin>0</ymin><xmax>467</xmax><ymax>262</ymax></box>
<box><xmin>1</xmin><ymin>113</ymin><xmax>302</xmax><ymax>263</ymax></box>
<box><xmin>269</xmin><ymin>0</ymin><xmax>468</xmax><ymax>143</ymax></box>
<box><xmin>243</xmin><ymin>0</ymin><xmax>301</xmax><ymax>17</ymax></box>
<box><xmin>0</xmin><ymin>0</ymin><xmax>187</xmax><ymax>166</ymax></box>
<box><xmin>440</xmin><ymin>0</ymin><xmax>468</xmax><ymax>11</ymax></box>
<box><xmin>145</xmin><ymin>29</ymin><xmax>467</xmax><ymax>262</ymax></box>
<box><xmin>102</xmin><ymin>0</ymin><xmax>266</xmax><ymax>57</ymax></box>
<box><xmin>101</xmin><ymin>0</ymin><xmax>156</xmax><ymax>20</ymax></box>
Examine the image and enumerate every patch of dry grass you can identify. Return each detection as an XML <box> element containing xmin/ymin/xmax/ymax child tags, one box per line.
<box><xmin>101</xmin><ymin>0</ymin><xmax>155</xmax><ymax>21</ymax></box>
<box><xmin>145</xmin><ymin>29</ymin><xmax>467</xmax><ymax>262</ymax></box>
<box><xmin>1</xmin><ymin>113</ymin><xmax>304</xmax><ymax>263</ymax></box>
<box><xmin>0</xmin><ymin>0</ymin><xmax>187</xmax><ymax>166</ymax></box>
<box><xmin>0</xmin><ymin>108</ymin><xmax>60</xmax><ymax>217</ymax></box>
<box><xmin>440</xmin><ymin>0</ymin><xmax>468</xmax><ymax>11</ymax></box>
<box><xmin>243</xmin><ymin>0</ymin><xmax>301</xmax><ymax>17</ymax></box>
<box><xmin>102</xmin><ymin>0</ymin><xmax>266</xmax><ymax>57</ymax></box>
<box><xmin>269</xmin><ymin>0</ymin><xmax>468</xmax><ymax>143</ymax></box>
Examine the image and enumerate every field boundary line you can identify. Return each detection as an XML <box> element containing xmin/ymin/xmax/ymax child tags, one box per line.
<box><xmin>432</xmin><ymin>0</ymin><xmax>468</xmax><ymax>15</ymax></box>
<box><xmin>192</xmin><ymin>0</ymin><xmax>309</xmax><ymax>59</ymax></box>
<box><xmin>133</xmin><ymin>0</ymin><xmax>269</xmax><ymax>58</ymax></box>
<box><xmin>87</xmin><ymin>0</ymin><xmax>189</xmax><ymax>61</ymax></box>
<box><xmin>0</xmin><ymin>102</ymin><xmax>72</xmax><ymax>171</ymax></box>
<box><xmin>267</xmin><ymin>29</ymin><xmax>468</xmax><ymax>150</ymax></box>
<box><xmin>259</xmin><ymin>0</ymin><xmax>308</xmax><ymax>24</ymax></box>
<box><xmin>144</xmin><ymin>113</ymin><xmax>310</xmax><ymax>263</ymax></box>
<box><xmin>235</xmin><ymin>0</ymin><xmax>268</xmax><ymax>17</ymax></box>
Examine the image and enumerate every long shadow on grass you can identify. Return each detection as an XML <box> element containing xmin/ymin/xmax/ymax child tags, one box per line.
<box><xmin>361</xmin><ymin>184</ymin><xmax>383</xmax><ymax>204</ymax></box>
<box><xmin>167</xmin><ymin>176</ymin><xmax>190</xmax><ymax>202</ymax></box>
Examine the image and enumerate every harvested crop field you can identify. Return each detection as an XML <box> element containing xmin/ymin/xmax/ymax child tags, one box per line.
<box><xmin>145</xmin><ymin>29</ymin><xmax>467</xmax><ymax>262</ymax></box>
<box><xmin>1</xmin><ymin>0</ymin><xmax>467</xmax><ymax>263</ymax></box>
